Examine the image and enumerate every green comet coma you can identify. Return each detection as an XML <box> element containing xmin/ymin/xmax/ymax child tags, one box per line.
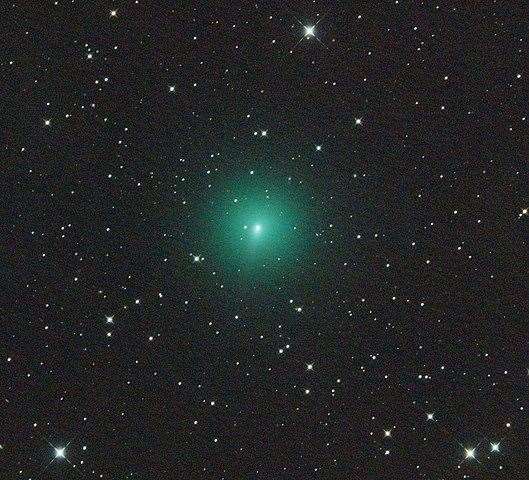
<box><xmin>201</xmin><ymin>174</ymin><xmax>311</xmax><ymax>274</ymax></box>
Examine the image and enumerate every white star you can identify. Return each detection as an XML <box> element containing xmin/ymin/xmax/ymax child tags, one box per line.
<box><xmin>261</xmin><ymin>130</ymin><xmax>267</xmax><ymax>136</ymax></box>
<box><xmin>316</xmin><ymin>145</ymin><xmax>322</xmax><ymax>151</ymax></box>
<box><xmin>306</xmin><ymin>363</ymin><xmax>314</xmax><ymax>371</ymax></box>
<box><xmin>44</xmin><ymin>119</ymin><xmax>51</xmax><ymax>126</ymax></box>
<box><xmin>193</xmin><ymin>255</ymin><xmax>200</xmax><ymax>262</ymax></box>
<box><xmin>54</xmin><ymin>447</ymin><xmax>66</xmax><ymax>458</ymax></box>
<box><xmin>106</xmin><ymin>316</ymin><xmax>114</xmax><ymax>324</ymax></box>
<box><xmin>110</xmin><ymin>10</ymin><xmax>118</xmax><ymax>17</ymax></box>
<box><xmin>384</xmin><ymin>429</ymin><xmax>392</xmax><ymax>437</ymax></box>
<box><xmin>464</xmin><ymin>447</ymin><xmax>476</xmax><ymax>460</ymax></box>
<box><xmin>355</xmin><ymin>118</ymin><xmax>362</xmax><ymax>126</ymax></box>
<box><xmin>490</xmin><ymin>442</ymin><xmax>500</xmax><ymax>452</ymax></box>
<box><xmin>426</xmin><ymin>413</ymin><xmax>434</xmax><ymax>420</ymax></box>
<box><xmin>304</xmin><ymin>26</ymin><xmax>315</xmax><ymax>37</ymax></box>
<box><xmin>169</xmin><ymin>85</ymin><xmax>175</xmax><ymax>92</ymax></box>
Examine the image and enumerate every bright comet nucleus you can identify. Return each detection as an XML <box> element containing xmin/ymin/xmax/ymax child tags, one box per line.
<box><xmin>254</xmin><ymin>224</ymin><xmax>262</xmax><ymax>234</ymax></box>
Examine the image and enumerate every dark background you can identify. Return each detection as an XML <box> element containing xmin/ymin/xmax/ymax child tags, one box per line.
<box><xmin>2</xmin><ymin>1</ymin><xmax>528</xmax><ymax>478</ymax></box>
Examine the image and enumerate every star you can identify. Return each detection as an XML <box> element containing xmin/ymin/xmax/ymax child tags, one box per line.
<box><xmin>110</xmin><ymin>10</ymin><xmax>118</xmax><ymax>17</ymax></box>
<box><xmin>44</xmin><ymin>119</ymin><xmax>51</xmax><ymax>126</ymax></box>
<box><xmin>193</xmin><ymin>255</ymin><xmax>201</xmax><ymax>262</ymax></box>
<box><xmin>355</xmin><ymin>118</ymin><xmax>362</xmax><ymax>126</ymax></box>
<box><xmin>306</xmin><ymin>363</ymin><xmax>314</xmax><ymax>371</ymax></box>
<box><xmin>316</xmin><ymin>145</ymin><xmax>322</xmax><ymax>151</ymax></box>
<box><xmin>384</xmin><ymin>429</ymin><xmax>392</xmax><ymax>437</ymax></box>
<box><xmin>426</xmin><ymin>413</ymin><xmax>434</xmax><ymax>420</ymax></box>
<box><xmin>106</xmin><ymin>316</ymin><xmax>114</xmax><ymax>324</ymax></box>
<box><xmin>464</xmin><ymin>447</ymin><xmax>476</xmax><ymax>460</ymax></box>
<box><xmin>490</xmin><ymin>442</ymin><xmax>500</xmax><ymax>452</ymax></box>
<box><xmin>304</xmin><ymin>26</ymin><xmax>315</xmax><ymax>37</ymax></box>
<box><xmin>54</xmin><ymin>447</ymin><xmax>66</xmax><ymax>459</ymax></box>
<box><xmin>169</xmin><ymin>85</ymin><xmax>175</xmax><ymax>92</ymax></box>
<box><xmin>261</xmin><ymin>130</ymin><xmax>267</xmax><ymax>136</ymax></box>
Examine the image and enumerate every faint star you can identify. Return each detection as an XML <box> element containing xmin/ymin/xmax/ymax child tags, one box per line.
<box><xmin>316</xmin><ymin>145</ymin><xmax>322</xmax><ymax>151</ymax></box>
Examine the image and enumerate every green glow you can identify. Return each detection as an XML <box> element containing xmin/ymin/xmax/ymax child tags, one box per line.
<box><xmin>198</xmin><ymin>172</ymin><xmax>311</xmax><ymax>276</ymax></box>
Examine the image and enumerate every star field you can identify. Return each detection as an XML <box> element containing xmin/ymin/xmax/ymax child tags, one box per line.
<box><xmin>2</xmin><ymin>1</ymin><xmax>529</xmax><ymax>479</ymax></box>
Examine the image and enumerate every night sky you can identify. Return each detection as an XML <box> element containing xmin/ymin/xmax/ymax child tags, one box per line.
<box><xmin>3</xmin><ymin>1</ymin><xmax>529</xmax><ymax>479</ymax></box>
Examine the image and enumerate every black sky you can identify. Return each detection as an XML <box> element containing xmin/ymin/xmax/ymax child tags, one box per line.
<box><xmin>3</xmin><ymin>1</ymin><xmax>529</xmax><ymax>479</ymax></box>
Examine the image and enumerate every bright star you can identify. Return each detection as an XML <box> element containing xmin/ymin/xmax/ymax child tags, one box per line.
<box><xmin>355</xmin><ymin>118</ymin><xmax>362</xmax><ymax>126</ymax></box>
<box><xmin>106</xmin><ymin>316</ymin><xmax>114</xmax><ymax>324</ymax></box>
<box><xmin>306</xmin><ymin>363</ymin><xmax>314</xmax><ymax>371</ymax></box>
<box><xmin>384</xmin><ymin>429</ymin><xmax>392</xmax><ymax>437</ymax></box>
<box><xmin>55</xmin><ymin>447</ymin><xmax>66</xmax><ymax>458</ymax></box>
<box><xmin>193</xmin><ymin>255</ymin><xmax>200</xmax><ymax>262</ymax></box>
<box><xmin>304</xmin><ymin>26</ymin><xmax>315</xmax><ymax>37</ymax></box>
<box><xmin>110</xmin><ymin>9</ymin><xmax>117</xmax><ymax>17</ymax></box>
<box><xmin>426</xmin><ymin>413</ymin><xmax>434</xmax><ymax>420</ymax></box>
<box><xmin>464</xmin><ymin>447</ymin><xmax>476</xmax><ymax>460</ymax></box>
<box><xmin>491</xmin><ymin>442</ymin><xmax>500</xmax><ymax>452</ymax></box>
